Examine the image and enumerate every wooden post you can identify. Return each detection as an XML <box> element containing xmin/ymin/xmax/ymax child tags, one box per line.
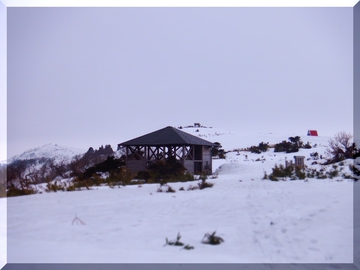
<box><xmin>182</xmin><ymin>145</ymin><xmax>185</xmax><ymax>164</ymax></box>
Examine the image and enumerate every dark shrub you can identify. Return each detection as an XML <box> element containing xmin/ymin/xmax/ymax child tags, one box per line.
<box><xmin>295</xmin><ymin>167</ymin><xmax>306</xmax><ymax>179</ymax></box>
<box><xmin>136</xmin><ymin>170</ymin><xmax>151</xmax><ymax>181</ymax></box>
<box><xmin>268</xmin><ymin>164</ymin><xmax>306</xmax><ymax>180</ymax></box>
<box><xmin>187</xmin><ymin>184</ymin><xmax>198</xmax><ymax>191</ymax></box>
<box><xmin>45</xmin><ymin>181</ymin><xmax>65</xmax><ymax>192</ymax></box>
<box><xmin>258</xmin><ymin>142</ymin><xmax>269</xmax><ymax>152</ymax></box>
<box><xmin>166</xmin><ymin>185</ymin><xmax>176</xmax><ymax>193</ymax></box>
<box><xmin>249</xmin><ymin>142</ymin><xmax>269</xmax><ymax>154</ymax></box>
<box><xmin>211</xmin><ymin>142</ymin><xmax>223</xmax><ymax>157</ymax></box>
<box><xmin>82</xmin><ymin>156</ymin><xmax>125</xmax><ymax>180</ymax></box>
<box><xmin>249</xmin><ymin>146</ymin><xmax>261</xmax><ymax>154</ymax></box>
<box><xmin>198</xmin><ymin>179</ymin><xmax>214</xmax><ymax>189</ymax></box>
<box><xmin>303</xmin><ymin>142</ymin><xmax>312</xmax><ymax>149</ymax></box>
<box><xmin>274</xmin><ymin>140</ymin><xmax>292</xmax><ymax>152</ymax></box>
<box><xmin>7</xmin><ymin>183</ymin><xmax>37</xmax><ymax>197</ymax></box>
<box><xmin>217</xmin><ymin>149</ymin><xmax>226</xmax><ymax>159</ymax></box>
<box><xmin>202</xmin><ymin>231</ymin><xmax>224</xmax><ymax>245</ymax></box>
<box><xmin>289</xmin><ymin>136</ymin><xmax>303</xmax><ymax>148</ymax></box>
<box><xmin>271</xmin><ymin>164</ymin><xmax>293</xmax><ymax>178</ymax></box>
<box><xmin>164</xmin><ymin>233</ymin><xmax>184</xmax><ymax>246</ymax></box>
<box><xmin>148</xmin><ymin>156</ymin><xmax>191</xmax><ymax>182</ymax></box>
<box><xmin>274</xmin><ymin>137</ymin><xmax>302</xmax><ymax>153</ymax></box>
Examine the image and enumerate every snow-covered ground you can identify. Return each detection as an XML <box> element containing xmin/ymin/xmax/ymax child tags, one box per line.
<box><xmin>2</xmin><ymin>127</ymin><xmax>355</xmax><ymax>264</ymax></box>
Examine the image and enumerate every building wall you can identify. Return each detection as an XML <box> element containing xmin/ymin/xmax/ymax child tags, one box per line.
<box><xmin>184</xmin><ymin>160</ymin><xmax>194</xmax><ymax>174</ymax></box>
<box><xmin>185</xmin><ymin>146</ymin><xmax>212</xmax><ymax>175</ymax></box>
<box><xmin>202</xmin><ymin>146</ymin><xmax>212</xmax><ymax>174</ymax></box>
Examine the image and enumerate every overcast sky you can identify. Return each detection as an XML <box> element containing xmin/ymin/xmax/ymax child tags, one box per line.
<box><xmin>4</xmin><ymin>4</ymin><xmax>354</xmax><ymax>159</ymax></box>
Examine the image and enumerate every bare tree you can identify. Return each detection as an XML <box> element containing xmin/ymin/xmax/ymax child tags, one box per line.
<box><xmin>48</xmin><ymin>158</ymin><xmax>69</xmax><ymax>179</ymax></box>
<box><xmin>326</xmin><ymin>132</ymin><xmax>355</xmax><ymax>163</ymax></box>
<box><xmin>26</xmin><ymin>164</ymin><xmax>42</xmax><ymax>184</ymax></box>
<box><xmin>6</xmin><ymin>159</ymin><xmax>41</xmax><ymax>196</ymax></box>
<box><xmin>68</xmin><ymin>154</ymin><xmax>88</xmax><ymax>177</ymax></box>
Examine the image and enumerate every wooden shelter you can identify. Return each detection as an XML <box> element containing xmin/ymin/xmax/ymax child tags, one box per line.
<box><xmin>118</xmin><ymin>126</ymin><xmax>215</xmax><ymax>175</ymax></box>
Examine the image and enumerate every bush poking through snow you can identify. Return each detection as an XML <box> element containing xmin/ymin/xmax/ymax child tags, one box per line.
<box><xmin>341</xmin><ymin>172</ymin><xmax>353</xmax><ymax>179</ymax></box>
<box><xmin>217</xmin><ymin>149</ymin><xmax>226</xmax><ymax>159</ymax></box>
<box><xmin>211</xmin><ymin>142</ymin><xmax>224</xmax><ymax>158</ymax></box>
<box><xmin>45</xmin><ymin>181</ymin><xmax>65</xmax><ymax>192</ymax></box>
<box><xmin>269</xmin><ymin>164</ymin><xmax>294</xmax><ymax>180</ymax></box>
<box><xmin>66</xmin><ymin>184</ymin><xmax>76</xmax><ymax>191</ymax></box>
<box><xmin>268</xmin><ymin>164</ymin><xmax>306</xmax><ymax>181</ymax></box>
<box><xmin>202</xmin><ymin>231</ymin><xmax>224</xmax><ymax>245</ymax></box>
<box><xmin>187</xmin><ymin>185</ymin><xmax>198</xmax><ymax>191</ymax></box>
<box><xmin>267</xmin><ymin>161</ymin><xmax>355</xmax><ymax>180</ymax></box>
<box><xmin>157</xmin><ymin>184</ymin><xmax>176</xmax><ymax>193</ymax></box>
<box><xmin>164</xmin><ymin>233</ymin><xmax>194</xmax><ymax>250</ymax></box>
<box><xmin>72</xmin><ymin>215</ymin><xmax>86</xmax><ymax>225</ymax></box>
<box><xmin>303</xmin><ymin>142</ymin><xmax>312</xmax><ymax>149</ymax></box>
<box><xmin>166</xmin><ymin>185</ymin><xmax>176</xmax><ymax>193</ymax></box>
<box><xmin>248</xmin><ymin>142</ymin><xmax>269</xmax><ymax>154</ymax></box>
<box><xmin>182</xmin><ymin>244</ymin><xmax>195</xmax><ymax>250</ymax></box>
<box><xmin>196</xmin><ymin>173</ymin><xmax>214</xmax><ymax>189</ymax></box>
<box><xmin>164</xmin><ymin>232</ymin><xmax>184</xmax><ymax>246</ymax></box>
<box><xmin>274</xmin><ymin>136</ymin><xmax>307</xmax><ymax>153</ymax></box>
<box><xmin>186</xmin><ymin>181</ymin><xmax>214</xmax><ymax>190</ymax></box>
<box><xmin>198</xmin><ymin>178</ymin><xmax>214</xmax><ymax>189</ymax></box>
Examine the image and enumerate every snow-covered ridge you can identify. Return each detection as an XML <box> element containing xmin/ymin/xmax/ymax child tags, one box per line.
<box><xmin>7</xmin><ymin>143</ymin><xmax>86</xmax><ymax>164</ymax></box>
<box><xmin>180</xmin><ymin>126</ymin><xmax>332</xmax><ymax>152</ymax></box>
<box><xmin>4</xmin><ymin>126</ymin><xmax>333</xmax><ymax>166</ymax></box>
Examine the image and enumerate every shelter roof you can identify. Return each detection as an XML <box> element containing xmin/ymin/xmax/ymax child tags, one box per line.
<box><xmin>119</xmin><ymin>126</ymin><xmax>215</xmax><ymax>146</ymax></box>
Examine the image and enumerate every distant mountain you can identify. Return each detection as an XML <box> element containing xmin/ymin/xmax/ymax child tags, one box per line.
<box><xmin>7</xmin><ymin>143</ymin><xmax>86</xmax><ymax>164</ymax></box>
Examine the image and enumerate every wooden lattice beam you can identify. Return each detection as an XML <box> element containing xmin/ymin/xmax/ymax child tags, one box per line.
<box><xmin>127</xmin><ymin>146</ymin><xmax>146</xmax><ymax>160</ymax></box>
<box><xmin>126</xmin><ymin>145</ymin><xmax>195</xmax><ymax>161</ymax></box>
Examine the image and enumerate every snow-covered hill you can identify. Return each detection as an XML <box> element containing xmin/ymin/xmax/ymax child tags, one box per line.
<box><xmin>179</xmin><ymin>125</ymin><xmax>332</xmax><ymax>152</ymax></box>
<box><xmin>7</xmin><ymin>143</ymin><xmax>86</xmax><ymax>164</ymax></box>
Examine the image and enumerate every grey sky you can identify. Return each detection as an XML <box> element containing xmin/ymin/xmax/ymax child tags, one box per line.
<box><xmin>6</xmin><ymin>6</ymin><xmax>353</xmax><ymax>158</ymax></box>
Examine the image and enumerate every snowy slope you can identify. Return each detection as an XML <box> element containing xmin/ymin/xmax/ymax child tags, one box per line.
<box><xmin>3</xmin><ymin>126</ymin><xmax>355</xmax><ymax>264</ymax></box>
<box><xmin>7</xmin><ymin>143</ymin><xmax>86</xmax><ymax>164</ymax></box>
<box><xmin>180</xmin><ymin>125</ymin><xmax>331</xmax><ymax>152</ymax></box>
<box><xmin>6</xmin><ymin>175</ymin><xmax>353</xmax><ymax>263</ymax></box>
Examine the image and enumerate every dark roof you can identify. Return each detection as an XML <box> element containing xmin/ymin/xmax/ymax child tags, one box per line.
<box><xmin>119</xmin><ymin>126</ymin><xmax>215</xmax><ymax>146</ymax></box>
